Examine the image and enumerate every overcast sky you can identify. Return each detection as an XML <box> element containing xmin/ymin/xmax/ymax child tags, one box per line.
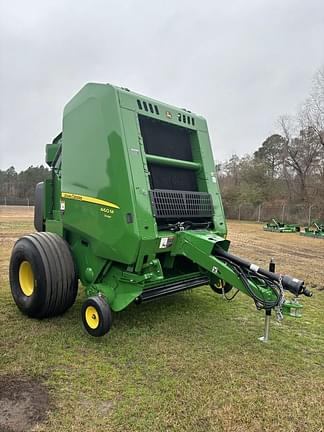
<box><xmin>0</xmin><ymin>0</ymin><xmax>323</xmax><ymax>171</ymax></box>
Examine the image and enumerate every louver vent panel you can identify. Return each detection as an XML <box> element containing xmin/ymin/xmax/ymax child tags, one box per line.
<box><xmin>150</xmin><ymin>189</ymin><xmax>213</xmax><ymax>219</ymax></box>
<box><xmin>137</xmin><ymin>99</ymin><xmax>159</xmax><ymax>115</ymax></box>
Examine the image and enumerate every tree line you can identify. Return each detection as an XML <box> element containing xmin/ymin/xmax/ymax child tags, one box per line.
<box><xmin>219</xmin><ymin>67</ymin><xmax>324</xmax><ymax>207</ymax></box>
<box><xmin>0</xmin><ymin>166</ymin><xmax>51</xmax><ymax>203</ymax></box>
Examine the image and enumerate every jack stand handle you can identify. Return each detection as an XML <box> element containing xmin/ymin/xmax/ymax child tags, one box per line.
<box><xmin>257</xmin><ymin>260</ymin><xmax>275</xmax><ymax>342</ymax></box>
<box><xmin>259</xmin><ymin>309</ymin><xmax>271</xmax><ymax>343</ymax></box>
<box><xmin>269</xmin><ymin>258</ymin><xmax>276</xmax><ymax>273</ymax></box>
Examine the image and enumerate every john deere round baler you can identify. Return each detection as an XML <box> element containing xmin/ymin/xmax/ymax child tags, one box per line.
<box><xmin>9</xmin><ymin>84</ymin><xmax>312</xmax><ymax>338</ymax></box>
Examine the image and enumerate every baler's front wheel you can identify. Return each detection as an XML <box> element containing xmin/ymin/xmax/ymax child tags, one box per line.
<box><xmin>81</xmin><ymin>296</ymin><xmax>112</xmax><ymax>337</ymax></box>
<box><xmin>210</xmin><ymin>279</ymin><xmax>233</xmax><ymax>295</ymax></box>
<box><xmin>9</xmin><ymin>232</ymin><xmax>78</xmax><ymax>318</ymax></box>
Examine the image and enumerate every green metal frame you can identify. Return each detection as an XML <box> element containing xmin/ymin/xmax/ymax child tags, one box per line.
<box><xmin>263</xmin><ymin>219</ymin><xmax>300</xmax><ymax>233</ymax></box>
<box><xmin>300</xmin><ymin>221</ymin><xmax>324</xmax><ymax>239</ymax></box>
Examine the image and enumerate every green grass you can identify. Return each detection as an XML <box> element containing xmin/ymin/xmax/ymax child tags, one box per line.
<box><xmin>0</xmin><ymin>218</ymin><xmax>323</xmax><ymax>431</ymax></box>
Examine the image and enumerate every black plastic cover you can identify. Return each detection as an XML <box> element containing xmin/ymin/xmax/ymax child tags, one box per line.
<box><xmin>34</xmin><ymin>182</ymin><xmax>44</xmax><ymax>232</ymax></box>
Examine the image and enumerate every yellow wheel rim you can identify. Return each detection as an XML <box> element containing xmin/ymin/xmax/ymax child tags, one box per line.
<box><xmin>85</xmin><ymin>306</ymin><xmax>100</xmax><ymax>329</ymax></box>
<box><xmin>215</xmin><ymin>279</ymin><xmax>224</xmax><ymax>288</ymax></box>
<box><xmin>19</xmin><ymin>261</ymin><xmax>34</xmax><ymax>297</ymax></box>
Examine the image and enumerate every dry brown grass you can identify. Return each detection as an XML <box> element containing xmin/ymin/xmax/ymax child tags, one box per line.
<box><xmin>227</xmin><ymin>220</ymin><xmax>324</xmax><ymax>289</ymax></box>
<box><xmin>0</xmin><ymin>205</ymin><xmax>34</xmax><ymax>220</ymax></box>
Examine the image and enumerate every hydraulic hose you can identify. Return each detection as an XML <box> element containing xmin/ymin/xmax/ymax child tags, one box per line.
<box><xmin>216</xmin><ymin>253</ymin><xmax>283</xmax><ymax>309</ymax></box>
<box><xmin>214</xmin><ymin>247</ymin><xmax>312</xmax><ymax>297</ymax></box>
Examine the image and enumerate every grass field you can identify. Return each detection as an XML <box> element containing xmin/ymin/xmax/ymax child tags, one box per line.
<box><xmin>0</xmin><ymin>206</ymin><xmax>323</xmax><ymax>432</ymax></box>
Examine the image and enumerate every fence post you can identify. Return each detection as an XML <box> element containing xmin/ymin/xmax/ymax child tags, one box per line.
<box><xmin>257</xmin><ymin>204</ymin><xmax>262</xmax><ymax>222</ymax></box>
<box><xmin>281</xmin><ymin>203</ymin><xmax>286</xmax><ymax>223</ymax></box>
<box><xmin>238</xmin><ymin>204</ymin><xmax>242</xmax><ymax>221</ymax></box>
<box><xmin>27</xmin><ymin>198</ymin><xmax>30</xmax><ymax>207</ymax></box>
<box><xmin>4</xmin><ymin>197</ymin><xmax>6</xmax><ymax>206</ymax></box>
<box><xmin>308</xmin><ymin>204</ymin><xmax>314</xmax><ymax>226</ymax></box>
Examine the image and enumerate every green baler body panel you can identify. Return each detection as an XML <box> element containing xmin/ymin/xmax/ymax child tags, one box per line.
<box><xmin>43</xmin><ymin>83</ymin><xmax>237</xmax><ymax>311</ymax></box>
<box><xmin>62</xmin><ymin>85</ymin><xmax>142</xmax><ymax>264</ymax></box>
<box><xmin>60</xmin><ymin>84</ymin><xmax>226</xmax><ymax>260</ymax></box>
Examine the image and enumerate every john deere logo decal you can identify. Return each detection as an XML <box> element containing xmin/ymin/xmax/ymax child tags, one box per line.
<box><xmin>166</xmin><ymin>111</ymin><xmax>172</xmax><ymax>119</ymax></box>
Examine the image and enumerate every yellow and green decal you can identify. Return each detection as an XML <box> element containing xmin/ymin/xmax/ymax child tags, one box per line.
<box><xmin>61</xmin><ymin>192</ymin><xmax>120</xmax><ymax>209</ymax></box>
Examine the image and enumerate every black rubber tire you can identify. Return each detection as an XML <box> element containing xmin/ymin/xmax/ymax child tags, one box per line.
<box><xmin>34</xmin><ymin>182</ymin><xmax>44</xmax><ymax>232</ymax></box>
<box><xmin>9</xmin><ymin>232</ymin><xmax>78</xmax><ymax>318</ymax></box>
<box><xmin>210</xmin><ymin>281</ymin><xmax>233</xmax><ymax>295</ymax></box>
<box><xmin>81</xmin><ymin>296</ymin><xmax>112</xmax><ymax>337</ymax></box>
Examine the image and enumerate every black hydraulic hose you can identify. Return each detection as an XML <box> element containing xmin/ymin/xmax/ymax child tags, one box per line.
<box><xmin>214</xmin><ymin>247</ymin><xmax>312</xmax><ymax>297</ymax></box>
<box><xmin>218</xmin><ymin>254</ymin><xmax>282</xmax><ymax>309</ymax></box>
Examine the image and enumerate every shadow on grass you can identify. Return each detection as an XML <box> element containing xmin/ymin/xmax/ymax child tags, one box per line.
<box><xmin>43</xmin><ymin>286</ymin><xmax>248</xmax><ymax>344</ymax></box>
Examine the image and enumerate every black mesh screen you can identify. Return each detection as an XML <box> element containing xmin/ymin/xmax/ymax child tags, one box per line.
<box><xmin>148</xmin><ymin>164</ymin><xmax>198</xmax><ymax>191</ymax></box>
<box><xmin>150</xmin><ymin>189</ymin><xmax>213</xmax><ymax>219</ymax></box>
<box><xmin>139</xmin><ymin>115</ymin><xmax>198</xmax><ymax>191</ymax></box>
<box><xmin>139</xmin><ymin>115</ymin><xmax>193</xmax><ymax>160</ymax></box>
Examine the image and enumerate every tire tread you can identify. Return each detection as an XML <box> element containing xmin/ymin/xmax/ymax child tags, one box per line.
<box><xmin>10</xmin><ymin>232</ymin><xmax>77</xmax><ymax>318</ymax></box>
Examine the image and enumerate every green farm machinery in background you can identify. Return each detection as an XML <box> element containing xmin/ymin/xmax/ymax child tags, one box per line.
<box><xmin>300</xmin><ymin>221</ymin><xmax>324</xmax><ymax>239</ymax></box>
<box><xmin>263</xmin><ymin>219</ymin><xmax>300</xmax><ymax>233</ymax></box>
<box><xmin>9</xmin><ymin>84</ymin><xmax>312</xmax><ymax>340</ymax></box>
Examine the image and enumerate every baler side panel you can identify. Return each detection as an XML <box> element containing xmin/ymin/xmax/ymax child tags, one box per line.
<box><xmin>61</xmin><ymin>84</ymin><xmax>141</xmax><ymax>265</ymax></box>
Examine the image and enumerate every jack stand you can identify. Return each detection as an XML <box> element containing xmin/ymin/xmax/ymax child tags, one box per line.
<box><xmin>258</xmin><ymin>258</ymin><xmax>275</xmax><ymax>342</ymax></box>
<box><xmin>259</xmin><ymin>309</ymin><xmax>271</xmax><ymax>342</ymax></box>
<box><xmin>269</xmin><ymin>258</ymin><xmax>275</xmax><ymax>273</ymax></box>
